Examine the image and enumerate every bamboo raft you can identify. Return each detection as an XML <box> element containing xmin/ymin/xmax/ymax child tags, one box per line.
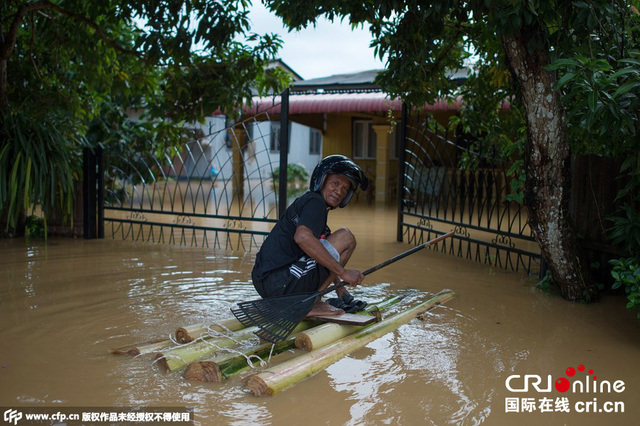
<box><xmin>110</xmin><ymin>289</ymin><xmax>455</xmax><ymax>396</ymax></box>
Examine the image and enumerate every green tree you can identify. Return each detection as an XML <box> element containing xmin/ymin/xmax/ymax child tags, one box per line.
<box><xmin>1</xmin><ymin>0</ymin><xmax>289</xmax><ymax>236</ymax></box>
<box><xmin>549</xmin><ymin>2</ymin><xmax>640</xmax><ymax>262</ymax></box>
<box><xmin>264</xmin><ymin>0</ymin><xmax>640</xmax><ymax>302</ymax></box>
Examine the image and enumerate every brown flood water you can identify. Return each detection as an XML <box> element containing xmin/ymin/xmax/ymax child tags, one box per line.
<box><xmin>1</xmin><ymin>205</ymin><xmax>639</xmax><ymax>426</ymax></box>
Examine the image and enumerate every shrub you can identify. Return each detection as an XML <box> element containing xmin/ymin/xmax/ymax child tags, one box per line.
<box><xmin>271</xmin><ymin>163</ymin><xmax>309</xmax><ymax>184</ymax></box>
<box><xmin>610</xmin><ymin>257</ymin><xmax>640</xmax><ymax>319</ymax></box>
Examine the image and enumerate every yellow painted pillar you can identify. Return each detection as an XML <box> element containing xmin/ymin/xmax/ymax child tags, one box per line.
<box><xmin>372</xmin><ymin>124</ymin><xmax>391</xmax><ymax>204</ymax></box>
<box><xmin>229</xmin><ymin>128</ymin><xmax>247</xmax><ymax>200</ymax></box>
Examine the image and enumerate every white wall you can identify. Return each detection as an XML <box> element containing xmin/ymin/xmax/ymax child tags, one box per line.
<box><xmin>175</xmin><ymin>116</ymin><xmax>323</xmax><ymax>183</ymax></box>
<box><xmin>185</xmin><ymin>116</ymin><xmax>229</xmax><ymax>179</ymax></box>
<box><xmin>244</xmin><ymin>121</ymin><xmax>322</xmax><ymax>185</ymax></box>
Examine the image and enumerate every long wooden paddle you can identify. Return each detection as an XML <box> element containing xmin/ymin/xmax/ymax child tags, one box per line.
<box><xmin>231</xmin><ymin>231</ymin><xmax>455</xmax><ymax>343</ymax></box>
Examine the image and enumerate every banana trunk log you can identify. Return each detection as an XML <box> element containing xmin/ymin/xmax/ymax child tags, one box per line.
<box><xmin>157</xmin><ymin>320</ymin><xmax>318</xmax><ymax>373</ymax></box>
<box><xmin>109</xmin><ymin>338</ymin><xmax>172</xmax><ymax>357</ymax></box>
<box><xmin>184</xmin><ymin>338</ymin><xmax>296</xmax><ymax>382</ymax></box>
<box><xmin>175</xmin><ymin>317</ymin><xmax>246</xmax><ymax>344</ymax></box>
<box><xmin>111</xmin><ymin>318</ymin><xmax>246</xmax><ymax>356</ymax></box>
<box><xmin>155</xmin><ymin>328</ymin><xmax>258</xmax><ymax>373</ymax></box>
<box><xmin>295</xmin><ymin>295</ymin><xmax>404</xmax><ymax>351</ymax></box>
<box><xmin>182</xmin><ymin>296</ymin><xmax>404</xmax><ymax>382</ymax></box>
<box><xmin>245</xmin><ymin>289</ymin><xmax>455</xmax><ymax>397</ymax></box>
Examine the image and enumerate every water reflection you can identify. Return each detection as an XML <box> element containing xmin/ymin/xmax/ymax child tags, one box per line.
<box><xmin>1</xmin><ymin>207</ymin><xmax>640</xmax><ymax>425</ymax></box>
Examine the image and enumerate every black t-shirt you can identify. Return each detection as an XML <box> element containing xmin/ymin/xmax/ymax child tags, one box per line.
<box><xmin>252</xmin><ymin>191</ymin><xmax>330</xmax><ymax>281</ymax></box>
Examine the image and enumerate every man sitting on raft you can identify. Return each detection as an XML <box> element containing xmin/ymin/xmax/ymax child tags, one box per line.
<box><xmin>251</xmin><ymin>155</ymin><xmax>368</xmax><ymax>316</ymax></box>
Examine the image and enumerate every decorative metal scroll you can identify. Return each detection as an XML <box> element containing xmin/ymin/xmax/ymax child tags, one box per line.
<box><xmin>102</xmin><ymin>104</ymin><xmax>285</xmax><ymax>251</ymax></box>
<box><xmin>398</xmin><ymin>111</ymin><xmax>541</xmax><ymax>276</ymax></box>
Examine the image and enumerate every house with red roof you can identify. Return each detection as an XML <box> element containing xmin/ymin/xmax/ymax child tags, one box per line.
<box><xmin>243</xmin><ymin>67</ymin><xmax>467</xmax><ymax>204</ymax></box>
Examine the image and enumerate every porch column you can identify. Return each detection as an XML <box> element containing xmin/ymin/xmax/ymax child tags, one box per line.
<box><xmin>229</xmin><ymin>128</ymin><xmax>247</xmax><ymax>200</ymax></box>
<box><xmin>372</xmin><ymin>124</ymin><xmax>391</xmax><ymax>204</ymax></box>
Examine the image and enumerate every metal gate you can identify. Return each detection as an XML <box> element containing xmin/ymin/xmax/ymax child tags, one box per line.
<box><xmin>100</xmin><ymin>94</ymin><xmax>291</xmax><ymax>251</ymax></box>
<box><xmin>397</xmin><ymin>107</ymin><xmax>541</xmax><ymax>275</ymax></box>
<box><xmin>90</xmin><ymin>91</ymin><xmax>540</xmax><ymax>273</ymax></box>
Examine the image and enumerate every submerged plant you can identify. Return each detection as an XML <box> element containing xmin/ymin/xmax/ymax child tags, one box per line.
<box><xmin>536</xmin><ymin>270</ymin><xmax>553</xmax><ymax>294</ymax></box>
<box><xmin>25</xmin><ymin>216</ymin><xmax>46</xmax><ymax>238</ymax></box>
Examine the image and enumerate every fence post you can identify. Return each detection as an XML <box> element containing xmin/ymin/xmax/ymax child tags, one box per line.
<box><xmin>397</xmin><ymin>102</ymin><xmax>408</xmax><ymax>242</ymax></box>
<box><xmin>82</xmin><ymin>145</ymin><xmax>104</xmax><ymax>239</ymax></box>
<box><xmin>82</xmin><ymin>147</ymin><xmax>97</xmax><ymax>239</ymax></box>
<box><xmin>231</xmin><ymin>127</ymin><xmax>247</xmax><ymax>201</ymax></box>
<box><xmin>278</xmin><ymin>88</ymin><xmax>290</xmax><ymax>216</ymax></box>
<box><xmin>97</xmin><ymin>144</ymin><xmax>104</xmax><ymax>238</ymax></box>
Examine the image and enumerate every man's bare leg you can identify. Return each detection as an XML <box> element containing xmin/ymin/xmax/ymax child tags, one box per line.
<box><xmin>321</xmin><ymin>227</ymin><xmax>357</xmax><ymax>297</ymax></box>
<box><xmin>304</xmin><ymin>228</ymin><xmax>359</xmax><ymax>318</ymax></box>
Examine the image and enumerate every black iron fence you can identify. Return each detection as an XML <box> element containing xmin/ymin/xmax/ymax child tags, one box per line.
<box><xmin>397</xmin><ymin>106</ymin><xmax>541</xmax><ymax>276</ymax></box>
<box><xmin>83</xmin><ymin>91</ymin><xmax>540</xmax><ymax>275</ymax></box>
<box><xmin>93</xmin><ymin>94</ymin><xmax>291</xmax><ymax>251</ymax></box>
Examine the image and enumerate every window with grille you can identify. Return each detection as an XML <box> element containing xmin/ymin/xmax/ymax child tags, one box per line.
<box><xmin>353</xmin><ymin>119</ymin><xmax>377</xmax><ymax>160</ymax></box>
<box><xmin>310</xmin><ymin>128</ymin><xmax>322</xmax><ymax>155</ymax></box>
<box><xmin>270</xmin><ymin>122</ymin><xmax>280</xmax><ymax>152</ymax></box>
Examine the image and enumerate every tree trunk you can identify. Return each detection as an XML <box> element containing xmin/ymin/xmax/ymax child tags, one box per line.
<box><xmin>501</xmin><ymin>29</ymin><xmax>598</xmax><ymax>302</ymax></box>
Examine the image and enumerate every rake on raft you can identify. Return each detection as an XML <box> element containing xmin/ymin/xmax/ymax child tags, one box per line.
<box><xmin>231</xmin><ymin>232</ymin><xmax>455</xmax><ymax>343</ymax></box>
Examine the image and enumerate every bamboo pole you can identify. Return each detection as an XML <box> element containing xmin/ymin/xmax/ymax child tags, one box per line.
<box><xmin>245</xmin><ymin>289</ymin><xmax>455</xmax><ymax>396</ymax></box>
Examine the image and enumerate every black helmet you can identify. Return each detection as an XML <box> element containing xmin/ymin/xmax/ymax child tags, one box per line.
<box><xmin>310</xmin><ymin>155</ymin><xmax>368</xmax><ymax>208</ymax></box>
